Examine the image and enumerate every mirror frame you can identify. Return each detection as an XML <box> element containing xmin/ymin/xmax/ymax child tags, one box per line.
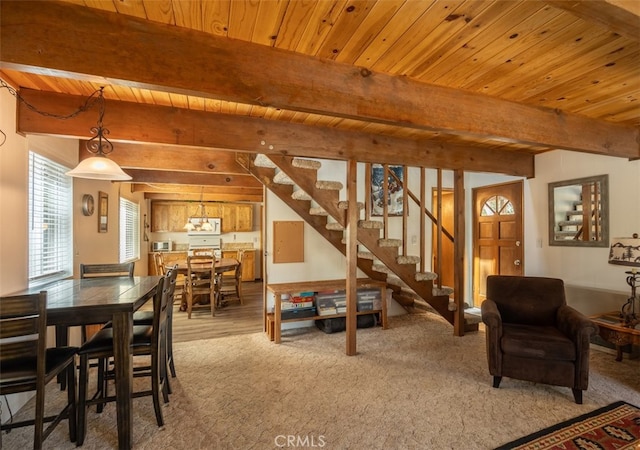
<box><xmin>548</xmin><ymin>174</ymin><xmax>609</xmax><ymax>247</ymax></box>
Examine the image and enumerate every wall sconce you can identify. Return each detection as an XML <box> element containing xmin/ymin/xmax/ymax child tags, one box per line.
<box><xmin>608</xmin><ymin>233</ymin><xmax>640</xmax><ymax>326</ymax></box>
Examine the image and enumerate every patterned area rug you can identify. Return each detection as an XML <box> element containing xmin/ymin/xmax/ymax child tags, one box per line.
<box><xmin>495</xmin><ymin>401</ymin><xmax>640</xmax><ymax>450</ymax></box>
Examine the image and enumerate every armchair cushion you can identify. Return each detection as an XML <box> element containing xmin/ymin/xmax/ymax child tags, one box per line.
<box><xmin>501</xmin><ymin>324</ymin><xmax>575</xmax><ymax>361</ymax></box>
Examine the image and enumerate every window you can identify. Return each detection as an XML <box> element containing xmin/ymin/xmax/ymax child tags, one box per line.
<box><xmin>28</xmin><ymin>151</ymin><xmax>73</xmax><ymax>286</ymax></box>
<box><xmin>480</xmin><ymin>195</ymin><xmax>514</xmax><ymax>216</ymax></box>
<box><xmin>119</xmin><ymin>197</ymin><xmax>139</xmax><ymax>263</ymax></box>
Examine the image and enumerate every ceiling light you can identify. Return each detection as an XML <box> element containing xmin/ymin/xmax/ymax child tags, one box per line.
<box><xmin>66</xmin><ymin>87</ymin><xmax>131</xmax><ymax>181</ymax></box>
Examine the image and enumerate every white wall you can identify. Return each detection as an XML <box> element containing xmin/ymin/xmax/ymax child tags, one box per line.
<box><xmin>525</xmin><ymin>151</ymin><xmax>640</xmax><ymax>292</ymax></box>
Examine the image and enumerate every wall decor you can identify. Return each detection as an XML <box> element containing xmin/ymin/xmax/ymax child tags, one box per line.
<box><xmin>548</xmin><ymin>174</ymin><xmax>608</xmax><ymax>247</ymax></box>
<box><xmin>98</xmin><ymin>191</ymin><xmax>108</xmax><ymax>233</ymax></box>
<box><xmin>371</xmin><ymin>164</ymin><xmax>404</xmax><ymax>216</ymax></box>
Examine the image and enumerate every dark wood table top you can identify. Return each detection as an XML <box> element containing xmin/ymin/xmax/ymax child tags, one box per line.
<box><xmin>13</xmin><ymin>276</ymin><xmax>161</xmax><ymax>326</ymax></box>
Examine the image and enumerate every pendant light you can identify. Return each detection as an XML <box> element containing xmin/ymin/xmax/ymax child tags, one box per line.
<box><xmin>184</xmin><ymin>187</ymin><xmax>214</xmax><ymax>231</ymax></box>
<box><xmin>66</xmin><ymin>87</ymin><xmax>131</xmax><ymax>181</ymax></box>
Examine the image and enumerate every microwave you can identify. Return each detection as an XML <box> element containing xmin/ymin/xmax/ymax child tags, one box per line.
<box><xmin>152</xmin><ymin>240</ymin><xmax>172</xmax><ymax>252</ymax></box>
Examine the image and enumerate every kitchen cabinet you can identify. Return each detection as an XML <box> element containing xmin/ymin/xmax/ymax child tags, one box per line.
<box><xmin>151</xmin><ymin>202</ymin><xmax>189</xmax><ymax>232</ymax></box>
<box><xmin>221</xmin><ymin>204</ymin><xmax>253</xmax><ymax>232</ymax></box>
<box><xmin>151</xmin><ymin>201</ymin><xmax>252</xmax><ymax>233</ymax></box>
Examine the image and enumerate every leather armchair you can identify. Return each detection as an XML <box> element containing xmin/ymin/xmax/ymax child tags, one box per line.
<box><xmin>481</xmin><ymin>275</ymin><xmax>598</xmax><ymax>404</ymax></box>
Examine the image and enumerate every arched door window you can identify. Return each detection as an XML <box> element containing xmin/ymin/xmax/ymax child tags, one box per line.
<box><xmin>480</xmin><ymin>195</ymin><xmax>514</xmax><ymax>217</ymax></box>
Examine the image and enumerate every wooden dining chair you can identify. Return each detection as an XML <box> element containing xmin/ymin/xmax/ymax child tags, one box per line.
<box><xmin>219</xmin><ymin>250</ymin><xmax>243</xmax><ymax>306</ymax></box>
<box><xmin>186</xmin><ymin>254</ymin><xmax>216</xmax><ymax>318</ymax></box>
<box><xmin>128</xmin><ymin>264</ymin><xmax>180</xmax><ymax>380</ymax></box>
<box><xmin>79</xmin><ymin>262</ymin><xmax>135</xmax><ymax>342</ymax></box>
<box><xmin>0</xmin><ymin>291</ymin><xmax>78</xmax><ymax>449</ymax></box>
<box><xmin>76</xmin><ymin>272</ymin><xmax>174</xmax><ymax>445</ymax></box>
<box><xmin>153</xmin><ymin>252</ymin><xmax>166</xmax><ymax>275</ymax></box>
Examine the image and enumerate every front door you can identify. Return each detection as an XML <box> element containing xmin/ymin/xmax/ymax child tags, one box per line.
<box><xmin>472</xmin><ymin>181</ymin><xmax>524</xmax><ymax>305</ymax></box>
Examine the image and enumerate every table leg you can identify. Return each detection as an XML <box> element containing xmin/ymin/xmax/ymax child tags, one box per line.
<box><xmin>55</xmin><ymin>325</ymin><xmax>69</xmax><ymax>389</ymax></box>
<box><xmin>275</xmin><ymin>293</ymin><xmax>281</xmax><ymax>344</ymax></box>
<box><xmin>615</xmin><ymin>345</ymin><xmax>623</xmax><ymax>362</ymax></box>
<box><xmin>112</xmin><ymin>311</ymin><xmax>134</xmax><ymax>450</ymax></box>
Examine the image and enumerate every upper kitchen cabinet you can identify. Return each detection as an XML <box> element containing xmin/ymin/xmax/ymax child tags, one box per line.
<box><xmin>151</xmin><ymin>201</ymin><xmax>189</xmax><ymax>232</ymax></box>
<box><xmin>151</xmin><ymin>201</ymin><xmax>253</xmax><ymax>233</ymax></box>
<box><xmin>221</xmin><ymin>203</ymin><xmax>253</xmax><ymax>232</ymax></box>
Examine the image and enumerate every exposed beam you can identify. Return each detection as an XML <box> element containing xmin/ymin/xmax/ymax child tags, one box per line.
<box><xmin>1</xmin><ymin>1</ymin><xmax>637</xmax><ymax>158</ymax></box>
<box><xmin>78</xmin><ymin>141</ymin><xmax>251</xmax><ymax>175</ymax></box>
<box><xmin>18</xmin><ymin>89</ymin><xmax>536</xmax><ymax>177</ymax></box>
<box><xmin>546</xmin><ymin>0</ymin><xmax>640</xmax><ymax>42</ymax></box>
<box><xmin>124</xmin><ymin>168</ymin><xmax>262</xmax><ymax>188</ymax></box>
<box><xmin>143</xmin><ymin>192</ymin><xmax>263</xmax><ymax>202</ymax></box>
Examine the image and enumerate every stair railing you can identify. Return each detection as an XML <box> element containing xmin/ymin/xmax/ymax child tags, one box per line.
<box><xmin>364</xmin><ymin>163</ymin><xmax>455</xmax><ymax>287</ymax></box>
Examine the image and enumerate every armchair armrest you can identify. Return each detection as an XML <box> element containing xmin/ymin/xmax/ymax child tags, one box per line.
<box><xmin>481</xmin><ymin>299</ymin><xmax>502</xmax><ymax>330</ymax></box>
<box><xmin>481</xmin><ymin>299</ymin><xmax>503</xmax><ymax>377</ymax></box>
<box><xmin>556</xmin><ymin>305</ymin><xmax>598</xmax><ymax>343</ymax></box>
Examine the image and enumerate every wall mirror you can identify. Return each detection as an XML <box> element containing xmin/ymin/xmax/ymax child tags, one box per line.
<box><xmin>548</xmin><ymin>174</ymin><xmax>608</xmax><ymax>247</ymax></box>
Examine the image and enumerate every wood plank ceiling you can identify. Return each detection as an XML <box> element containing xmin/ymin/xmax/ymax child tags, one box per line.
<box><xmin>1</xmin><ymin>0</ymin><xmax>638</xmax><ymax>202</ymax></box>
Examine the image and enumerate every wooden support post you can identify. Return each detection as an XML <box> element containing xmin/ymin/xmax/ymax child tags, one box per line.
<box><xmin>420</xmin><ymin>168</ymin><xmax>426</xmax><ymax>273</ymax></box>
<box><xmin>453</xmin><ymin>170</ymin><xmax>465</xmax><ymax>336</ymax></box>
<box><xmin>346</xmin><ymin>159</ymin><xmax>358</xmax><ymax>356</ymax></box>
<box><xmin>436</xmin><ymin>169</ymin><xmax>443</xmax><ymax>289</ymax></box>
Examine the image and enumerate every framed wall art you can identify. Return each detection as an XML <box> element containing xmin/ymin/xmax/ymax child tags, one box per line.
<box><xmin>371</xmin><ymin>164</ymin><xmax>404</xmax><ymax>216</ymax></box>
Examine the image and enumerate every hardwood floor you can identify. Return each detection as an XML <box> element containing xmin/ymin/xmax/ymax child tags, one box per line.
<box><xmin>171</xmin><ymin>280</ymin><xmax>265</xmax><ymax>343</ymax></box>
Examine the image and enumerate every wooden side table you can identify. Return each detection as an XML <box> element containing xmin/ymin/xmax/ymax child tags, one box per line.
<box><xmin>590</xmin><ymin>312</ymin><xmax>640</xmax><ymax>361</ymax></box>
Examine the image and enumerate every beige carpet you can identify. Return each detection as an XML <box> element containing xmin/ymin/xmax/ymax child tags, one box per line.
<box><xmin>3</xmin><ymin>310</ymin><xmax>639</xmax><ymax>449</ymax></box>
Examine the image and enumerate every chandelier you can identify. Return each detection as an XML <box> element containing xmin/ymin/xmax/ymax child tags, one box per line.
<box><xmin>184</xmin><ymin>187</ymin><xmax>214</xmax><ymax>231</ymax></box>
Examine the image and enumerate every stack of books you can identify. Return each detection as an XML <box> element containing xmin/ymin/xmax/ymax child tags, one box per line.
<box><xmin>281</xmin><ymin>291</ymin><xmax>316</xmax><ymax>319</ymax></box>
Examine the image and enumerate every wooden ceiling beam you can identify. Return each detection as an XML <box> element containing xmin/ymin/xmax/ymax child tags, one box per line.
<box><xmin>18</xmin><ymin>89</ymin><xmax>535</xmax><ymax>177</ymax></box>
<box><xmin>1</xmin><ymin>1</ymin><xmax>637</xmax><ymax>158</ymax></box>
<box><xmin>143</xmin><ymin>192</ymin><xmax>263</xmax><ymax>202</ymax></box>
<box><xmin>545</xmin><ymin>0</ymin><xmax>640</xmax><ymax>42</ymax></box>
<box><xmin>124</xmin><ymin>168</ymin><xmax>262</xmax><ymax>188</ymax></box>
<box><xmin>79</xmin><ymin>141</ymin><xmax>254</xmax><ymax>175</ymax></box>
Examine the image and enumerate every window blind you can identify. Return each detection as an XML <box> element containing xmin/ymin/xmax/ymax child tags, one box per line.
<box><xmin>119</xmin><ymin>197</ymin><xmax>139</xmax><ymax>263</ymax></box>
<box><xmin>28</xmin><ymin>151</ymin><xmax>73</xmax><ymax>286</ymax></box>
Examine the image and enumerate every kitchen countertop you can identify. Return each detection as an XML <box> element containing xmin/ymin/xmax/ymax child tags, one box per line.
<box><xmin>222</xmin><ymin>242</ymin><xmax>255</xmax><ymax>251</ymax></box>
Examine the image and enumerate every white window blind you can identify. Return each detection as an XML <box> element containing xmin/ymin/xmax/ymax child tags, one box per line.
<box><xmin>28</xmin><ymin>151</ymin><xmax>73</xmax><ymax>286</ymax></box>
<box><xmin>119</xmin><ymin>197</ymin><xmax>139</xmax><ymax>263</ymax></box>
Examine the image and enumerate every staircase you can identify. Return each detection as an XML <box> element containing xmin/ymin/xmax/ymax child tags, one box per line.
<box><xmin>238</xmin><ymin>153</ymin><xmax>479</xmax><ymax>332</ymax></box>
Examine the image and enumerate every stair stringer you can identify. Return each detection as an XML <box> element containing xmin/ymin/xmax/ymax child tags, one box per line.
<box><xmin>356</xmin><ymin>228</ymin><xmax>454</xmax><ymax>325</ymax></box>
<box><xmin>268</xmin><ymin>155</ymin><xmax>346</xmax><ymax>227</ymax></box>
<box><xmin>243</xmin><ymin>160</ymin><xmax>386</xmax><ymax>283</ymax></box>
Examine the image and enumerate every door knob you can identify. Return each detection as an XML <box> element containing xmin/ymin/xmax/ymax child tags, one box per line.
<box><xmin>514</xmin><ymin>259</ymin><xmax>521</xmax><ymax>266</ymax></box>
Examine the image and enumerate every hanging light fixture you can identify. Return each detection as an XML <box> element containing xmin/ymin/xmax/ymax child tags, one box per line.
<box><xmin>184</xmin><ymin>187</ymin><xmax>214</xmax><ymax>231</ymax></box>
<box><xmin>66</xmin><ymin>87</ymin><xmax>132</xmax><ymax>181</ymax></box>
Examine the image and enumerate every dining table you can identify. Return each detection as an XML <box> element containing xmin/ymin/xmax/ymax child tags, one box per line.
<box><xmin>11</xmin><ymin>275</ymin><xmax>161</xmax><ymax>450</ymax></box>
<box><xmin>165</xmin><ymin>257</ymin><xmax>239</xmax><ymax>275</ymax></box>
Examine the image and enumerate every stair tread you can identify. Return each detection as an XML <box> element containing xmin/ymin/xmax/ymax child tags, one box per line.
<box><xmin>254</xmin><ymin>154</ymin><xmax>276</xmax><ymax>168</ymax></box>
<box><xmin>292</xmin><ymin>158</ymin><xmax>321</xmax><ymax>170</ymax></box>
<box><xmin>316</xmin><ymin>180</ymin><xmax>343</xmax><ymax>190</ymax></box>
